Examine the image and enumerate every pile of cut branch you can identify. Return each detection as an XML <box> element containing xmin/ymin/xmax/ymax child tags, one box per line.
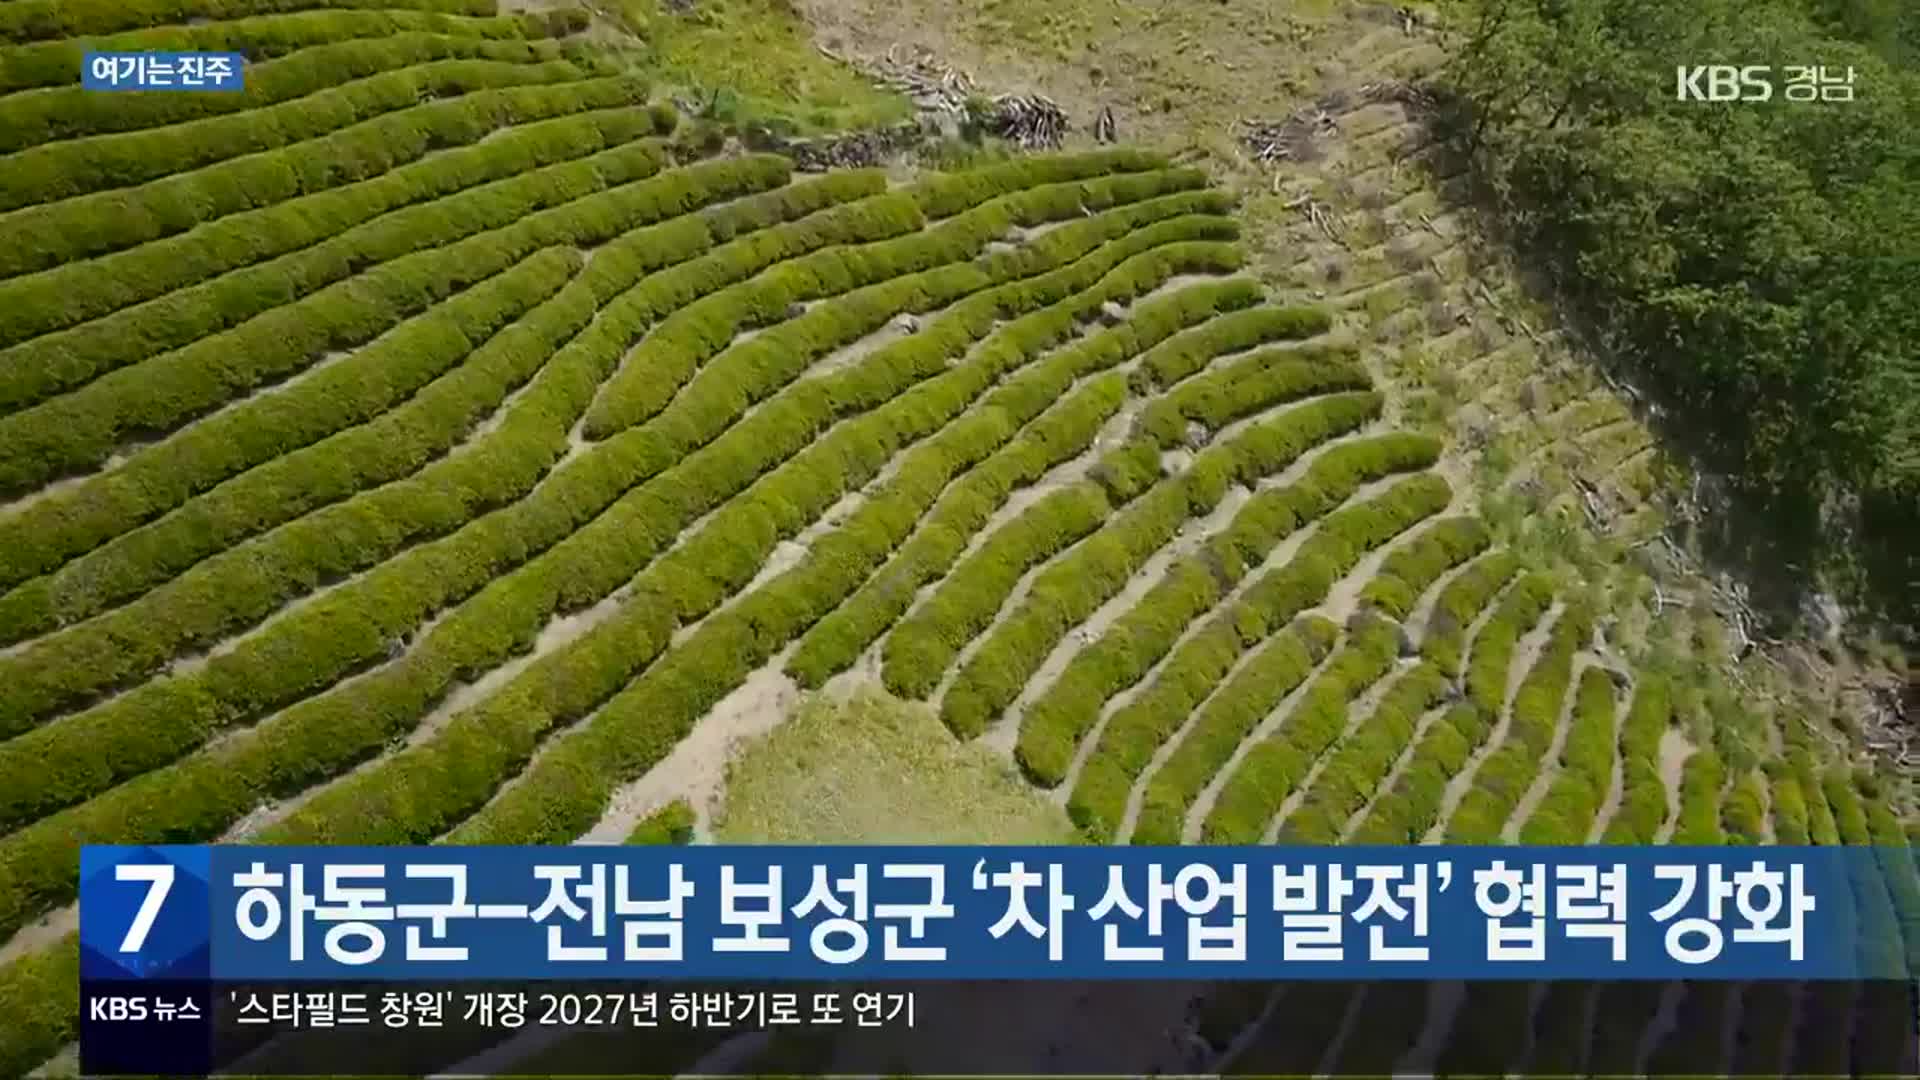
<box><xmin>824</xmin><ymin>41</ymin><xmax>1069</xmax><ymax>148</ymax></box>
<box><xmin>1238</xmin><ymin>105</ymin><xmax>1337</xmax><ymax>165</ymax></box>
<box><xmin>779</xmin><ymin>121</ymin><xmax>923</xmax><ymax>171</ymax></box>
<box><xmin>843</xmin><ymin>42</ymin><xmax>975</xmax><ymax>119</ymax></box>
<box><xmin>985</xmin><ymin>92</ymin><xmax>1068</xmax><ymax>149</ymax></box>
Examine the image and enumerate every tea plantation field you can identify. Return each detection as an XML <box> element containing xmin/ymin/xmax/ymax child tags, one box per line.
<box><xmin>0</xmin><ymin>0</ymin><xmax>1915</xmax><ymax>1073</ymax></box>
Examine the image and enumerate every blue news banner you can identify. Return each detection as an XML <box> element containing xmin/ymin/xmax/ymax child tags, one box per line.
<box><xmin>83</xmin><ymin>52</ymin><xmax>245</xmax><ymax>92</ymax></box>
<box><xmin>80</xmin><ymin>845</ymin><xmax>1919</xmax><ymax>1076</ymax></box>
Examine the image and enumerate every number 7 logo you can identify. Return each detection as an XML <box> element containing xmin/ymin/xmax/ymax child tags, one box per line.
<box><xmin>116</xmin><ymin>863</ymin><xmax>175</xmax><ymax>954</ymax></box>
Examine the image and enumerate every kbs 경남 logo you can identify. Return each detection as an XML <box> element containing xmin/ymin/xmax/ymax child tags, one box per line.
<box><xmin>1676</xmin><ymin>65</ymin><xmax>1776</xmax><ymax>101</ymax></box>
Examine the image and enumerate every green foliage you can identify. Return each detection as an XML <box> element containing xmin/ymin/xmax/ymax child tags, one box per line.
<box><xmin>0</xmin><ymin>186</ymin><xmax>1234</xmax><ymax>944</ymax></box>
<box><xmin>1135</xmin><ymin>304</ymin><xmax>1330</xmax><ymax>388</ymax></box>
<box><xmin>1348</xmin><ymin>701</ymin><xmax>1491</xmax><ymax>843</ymax></box>
<box><xmin>583</xmin><ymin>167</ymin><xmax>1214</xmax><ymax>439</ymax></box>
<box><xmin>1672</xmin><ymin>748</ymin><xmax>1727</xmax><ymax>844</ymax></box>
<box><xmin>0</xmin><ymin>78</ymin><xmax>662</xmax><ymax>426</ymax></box>
<box><xmin>0</xmin><ymin>938</ymin><xmax>77</xmax><ymax>1079</ymax></box>
<box><xmin>0</xmin><ymin>148</ymin><xmax>798</xmax><ymax>590</ymax></box>
<box><xmin>1721</xmin><ymin>769</ymin><xmax>1769</xmax><ymax>844</ymax></box>
<box><xmin>1463</xmin><ymin>571</ymin><xmax>1556</xmax><ymax>716</ymax></box>
<box><xmin>939</xmin><ymin>393</ymin><xmax>1408</xmax><ymax>741</ymax></box>
<box><xmin>0</xmin><ymin>159</ymin><xmax>812</xmax><ymax>652</ymax></box>
<box><xmin>1201</xmin><ymin>615</ymin><xmax>1403</xmax><ymax>843</ymax></box>
<box><xmin>578</xmin><ymin>183</ymin><xmax>929</xmax><ymax>436</ymax></box>
<box><xmin>1356</xmin><ymin>516</ymin><xmax>1492</xmax><ymax>620</ymax></box>
<box><xmin>1070</xmin><ymin>474</ymin><xmax>1452</xmax><ymax>839</ymax></box>
<box><xmin>0</xmin><ymin>56</ymin><xmax>598</xmax><ymax>213</ymax></box>
<box><xmin>904</xmin><ymin>148</ymin><xmax>1168</xmax><ymax>218</ymax></box>
<box><xmin>882</xmin><ymin>471</ymin><xmax>1135</xmax><ymax>701</ymax></box>
<box><xmin>0</xmin><ymin>78</ymin><xmax>657</xmax><ymax>290</ymax></box>
<box><xmin>1276</xmin><ymin>662</ymin><xmax>1451</xmax><ymax>844</ymax></box>
<box><xmin>0</xmin><ymin>109</ymin><xmax>671</xmax><ymax>349</ymax></box>
<box><xmin>1766</xmin><ymin>762</ymin><xmax>1811</xmax><ymax>843</ymax></box>
<box><xmin>0</xmin><ymin>33</ymin><xmax>574</xmax><ymax>154</ymax></box>
<box><xmin>0</xmin><ymin>0</ymin><xmax>495</xmax><ymax>46</ymax></box>
<box><xmin>0</xmin><ymin>167</ymin><xmax>1210</xmax><ymax>832</ymax></box>
<box><xmin>1517</xmin><ymin>666</ymin><xmax>1618</xmax><ymax>843</ymax></box>
<box><xmin>1132</xmin><ymin>344</ymin><xmax>1371</xmax><ymax>447</ymax></box>
<box><xmin>444</xmin><ymin>244</ymin><xmax>1246</xmax><ymax>846</ymax></box>
<box><xmin>1017</xmin><ymin>427</ymin><xmax>1437</xmax><ymax>789</ymax></box>
<box><xmin>782</xmin><ymin>268</ymin><xmax>1251</xmax><ymax>691</ymax></box>
<box><xmin>1444</xmin><ymin>0</ymin><xmax>1920</xmax><ymax>626</ymax></box>
<box><xmin>1129</xmin><ymin>617</ymin><xmax>1340</xmax><ymax>844</ymax></box>
<box><xmin>1418</xmin><ymin>549</ymin><xmax>1521</xmax><ymax>678</ymax></box>
<box><xmin>625</xmin><ymin>800</ymin><xmax>696</xmax><ymax>845</ymax></box>
<box><xmin>0</xmin><ymin>9</ymin><xmax>540</xmax><ymax>96</ymax></box>
<box><xmin>1446</xmin><ymin>600</ymin><xmax>1590</xmax><ymax>842</ymax></box>
<box><xmin>618</xmin><ymin>0</ymin><xmax>910</xmax><ymax>133</ymax></box>
<box><xmin>1601</xmin><ymin>675</ymin><xmax>1674</xmax><ymax>843</ymax></box>
<box><xmin>1795</xmin><ymin>750</ymin><xmax>1841</xmax><ymax>844</ymax></box>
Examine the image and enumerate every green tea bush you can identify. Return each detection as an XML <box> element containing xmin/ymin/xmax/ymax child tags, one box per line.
<box><xmin>0</xmin><ymin>189</ymin><xmax>1211</xmax><ymax>825</ymax></box>
<box><xmin>0</xmin><ymin>153</ymin><xmax>785</xmax><ymax>583</ymax></box>
<box><xmin>1516</xmin><ymin>666</ymin><xmax>1618</xmax><ymax>843</ymax></box>
<box><xmin>0</xmin><ymin>0</ymin><xmax>495</xmax><ymax>44</ymax></box>
<box><xmin>1276</xmin><ymin>662</ymin><xmax>1450</xmax><ymax>844</ymax></box>
<box><xmin>1201</xmin><ymin>614</ymin><xmax>1403</xmax><ymax>843</ymax></box>
<box><xmin>1015</xmin><ymin>424</ymin><xmax>1433</xmax><ymax>787</ymax></box>
<box><xmin>1418</xmin><ymin>549</ymin><xmax>1522</xmax><ymax>677</ymax></box>
<box><xmin>942</xmin><ymin>402</ymin><xmax>1424</xmax><ymax>740</ymax></box>
<box><xmin>0</xmin><ymin>9</ymin><xmax>538</xmax><ymax>96</ymax></box>
<box><xmin>1127</xmin><ymin>616</ymin><xmax>1341</xmax><ymax>845</ymax></box>
<box><xmin>0</xmin><ymin>56</ymin><xmax>591</xmax><ymax>212</ymax></box>
<box><xmin>581</xmin><ymin>170</ymin><xmax>1217</xmax><ymax>438</ymax></box>
<box><xmin>1355</xmin><ymin>516</ymin><xmax>1492</xmax><ymax>619</ymax></box>
<box><xmin>786</xmin><ymin>273</ymin><xmax>1264</xmax><ymax>689</ymax></box>
<box><xmin>1446</xmin><ymin>600</ymin><xmax>1590</xmax><ymax>842</ymax></box>
<box><xmin>1765</xmin><ymin>761</ymin><xmax>1810</xmax><ymax>843</ymax></box>
<box><xmin>1132</xmin><ymin>344</ymin><xmax>1370</xmax><ymax>447</ymax></box>
<box><xmin>0</xmin><ymin>941</ymin><xmax>77</xmax><ymax>1079</ymax></box>
<box><xmin>0</xmin><ymin>33</ymin><xmax>569</xmax><ymax>154</ymax></box>
<box><xmin>625</xmin><ymin>800</ymin><xmax>696</xmax><ymax>845</ymax></box>
<box><xmin>881</xmin><ymin>472</ymin><xmax>1136</xmax><ymax>701</ymax></box>
<box><xmin>440</xmin><ymin>246</ymin><xmax>1248</xmax><ymax>846</ymax></box>
<box><xmin>0</xmin><ymin>209</ymin><xmax>1238</xmax><ymax>946</ymax></box>
<box><xmin>1461</xmin><ymin>571</ymin><xmax>1557</xmax><ymax>718</ymax></box>
<box><xmin>0</xmin><ymin>77</ymin><xmax>655</xmax><ymax>288</ymax></box>
<box><xmin>1671</xmin><ymin>748</ymin><xmax>1726</xmax><ymax>844</ymax></box>
<box><xmin>1137</xmin><ymin>304</ymin><xmax>1331</xmax><ymax>387</ymax></box>
<box><xmin>1721</xmin><ymin>768</ymin><xmax>1768</xmax><ymax>844</ymax></box>
<box><xmin>904</xmin><ymin>148</ymin><xmax>1167</xmax><ymax>217</ymax></box>
<box><xmin>1347</xmin><ymin>702</ymin><xmax>1492</xmax><ymax>843</ymax></box>
<box><xmin>0</xmin><ymin>111</ymin><xmax>670</xmax><ymax>346</ymax></box>
<box><xmin>1600</xmin><ymin>675</ymin><xmax>1673</xmax><ymax>843</ymax></box>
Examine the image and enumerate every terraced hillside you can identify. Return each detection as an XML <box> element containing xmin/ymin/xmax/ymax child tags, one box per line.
<box><xmin>0</xmin><ymin>0</ymin><xmax>1916</xmax><ymax>1074</ymax></box>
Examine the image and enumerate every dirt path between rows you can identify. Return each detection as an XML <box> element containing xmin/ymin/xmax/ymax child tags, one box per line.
<box><xmin>1652</xmin><ymin>727</ymin><xmax>1696</xmax><ymax>844</ymax></box>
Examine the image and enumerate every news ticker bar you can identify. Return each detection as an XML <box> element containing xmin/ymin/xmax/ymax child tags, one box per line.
<box><xmin>82</xmin><ymin>978</ymin><xmax>1920</xmax><ymax>1077</ymax></box>
<box><xmin>79</xmin><ymin>845</ymin><xmax>1920</xmax><ymax>982</ymax></box>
